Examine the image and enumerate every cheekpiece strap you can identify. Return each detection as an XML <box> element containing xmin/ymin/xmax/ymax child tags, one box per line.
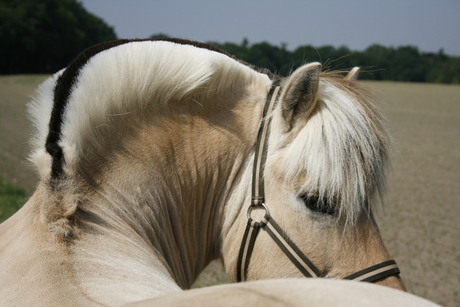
<box><xmin>251</xmin><ymin>84</ymin><xmax>281</xmax><ymax>206</ymax></box>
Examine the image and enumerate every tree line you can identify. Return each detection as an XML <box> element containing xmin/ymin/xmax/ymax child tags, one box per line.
<box><xmin>211</xmin><ymin>39</ymin><xmax>460</xmax><ymax>84</ymax></box>
<box><xmin>0</xmin><ymin>0</ymin><xmax>117</xmax><ymax>74</ymax></box>
<box><xmin>1</xmin><ymin>0</ymin><xmax>459</xmax><ymax>84</ymax></box>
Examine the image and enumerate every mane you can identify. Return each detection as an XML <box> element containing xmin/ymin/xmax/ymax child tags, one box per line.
<box><xmin>27</xmin><ymin>39</ymin><xmax>272</xmax><ymax>238</ymax></box>
<box><xmin>29</xmin><ymin>39</ymin><xmax>271</xmax><ymax>181</ymax></box>
<box><xmin>275</xmin><ymin>72</ymin><xmax>390</xmax><ymax>223</ymax></box>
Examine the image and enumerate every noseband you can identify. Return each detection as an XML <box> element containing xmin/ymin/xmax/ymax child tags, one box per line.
<box><xmin>236</xmin><ymin>84</ymin><xmax>401</xmax><ymax>283</ymax></box>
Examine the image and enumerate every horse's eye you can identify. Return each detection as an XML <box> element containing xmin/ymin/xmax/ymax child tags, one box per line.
<box><xmin>300</xmin><ymin>193</ymin><xmax>335</xmax><ymax>215</ymax></box>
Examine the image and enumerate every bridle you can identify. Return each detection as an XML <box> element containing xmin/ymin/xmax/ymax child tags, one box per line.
<box><xmin>236</xmin><ymin>84</ymin><xmax>401</xmax><ymax>283</ymax></box>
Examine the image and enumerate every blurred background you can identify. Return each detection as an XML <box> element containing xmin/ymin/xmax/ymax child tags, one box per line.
<box><xmin>1</xmin><ymin>0</ymin><xmax>459</xmax><ymax>81</ymax></box>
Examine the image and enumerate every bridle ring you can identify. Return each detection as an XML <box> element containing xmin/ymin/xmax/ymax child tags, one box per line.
<box><xmin>247</xmin><ymin>203</ymin><xmax>270</xmax><ymax>221</ymax></box>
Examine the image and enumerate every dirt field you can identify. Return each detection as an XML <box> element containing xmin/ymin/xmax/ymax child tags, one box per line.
<box><xmin>367</xmin><ymin>81</ymin><xmax>460</xmax><ymax>306</ymax></box>
<box><xmin>0</xmin><ymin>75</ymin><xmax>458</xmax><ymax>306</ymax></box>
<box><xmin>0</xmin><ymin>75</ymin><xmax>47</xmax><ymax>194</ymax></box>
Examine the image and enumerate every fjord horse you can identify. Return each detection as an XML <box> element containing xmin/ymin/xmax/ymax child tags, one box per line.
<box><xmin>0</xmin><ymin>39</ymin><xmax>411</xmax><ymax>306</ymax></box>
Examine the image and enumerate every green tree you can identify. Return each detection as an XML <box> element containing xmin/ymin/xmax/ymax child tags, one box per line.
<box><xmin>382</xmin><ymin>46</ymin><xmax>427</xmax><ymax>82</ymax></box>
<box><xmin>0</xmin><ymin>0</ymin><xmax>117</xmax><ymax>74</ymax></box>
<box><xmin>149</xmin><ymin>33</ymin><xmax>170</xmax><ymax>39</ymax></box>
<box><xmin>351</xmin><ymin>44</ymin><xmax>391</xmax><ymax>80</ymax></box>
<box><xmin>435</xmin><ymin>57</ymin><xmax>460</xmax><ymax>84</ymax></box>
<box><xmin>246</xmin><ymin>42</ymin><xmax>286</xmax><ymax>75</ymax></box>
<box><xmin>150</xmin><ymin>34</ymin><xmax>460</xmax><ymax>84</ymax></box>
<box><xmin>291</xmin><ymin>45</ymin><xmax>322</xmax><ymax>67</ymax></box>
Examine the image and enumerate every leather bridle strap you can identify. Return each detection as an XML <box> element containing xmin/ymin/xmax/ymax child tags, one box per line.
<box><xmin>266</xmin><ymin>218</ymin><xmax>402</xmax><ymax>282</ymax></box>
<box><xmin>263</xmin><ymin>215</ymin><xmax>322</xmax><ymax>278</ymax></box>
<box><xmin>236</xmin><ymin>83</ymin><xmax>401</xmax><ymax>283</ymax></box>
<box><xmin>236</xmin><ymin>84</ymin><xmax>280</xmax><ymax>282</ymax></box>
<box><xmin>237</xmin><ymin>212</ymin><xmax>400</xmax><ymax>282</ymax></box>
<box><xmin>343</xmin><ymin>260</ymin><xmax>400</xmax><ymax>283</ymax></box>
<box><xmin>236</xmin><ymin>218</ymin><xmax>264</xmax><ymax>282</ymax></box>
<box><xmin>251</xmin><ymin>84</ymin><xmax>280</xmax><ymax>207</ymax></box>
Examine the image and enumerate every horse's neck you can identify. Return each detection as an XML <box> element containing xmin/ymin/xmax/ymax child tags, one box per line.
<box><xmin>0</xmin><ymin>122</ymin><xmax>256</xmax><ymax>306</ymax></box>
<box><xmin>72</xmin><ymin>89</ymin><xmax>265</xmax><ymax>289</ymax></box>
<box><xmin>67</xmin><ymin>193</ymin><xmax>184</xmax><ymax>301</ymax></box>
<box><xmin>0</xmin><ymin>84</ymin><xmax>268</xmax><ymax>305</ymax></box>
<box><xmin>0</xmin><ymin>187</ymin><xmax>182</xmax><ymax>306</ymax></box>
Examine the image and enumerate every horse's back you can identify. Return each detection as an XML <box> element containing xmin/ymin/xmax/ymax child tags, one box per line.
<box><xmin>125</xmin><ymin>279</ymin><xmax>439</xmax><ymax>307</ymax></box>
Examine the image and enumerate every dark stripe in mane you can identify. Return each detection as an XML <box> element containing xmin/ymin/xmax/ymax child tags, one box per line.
<box><xmin>46</xmin><ymin>38</ymin><xmax>276</xmax><ymax>179</ymax></box>
<box><xmin>47</xmin><ymin>39</ymin><xmax>131</xmax><ymax>179</ymax></box>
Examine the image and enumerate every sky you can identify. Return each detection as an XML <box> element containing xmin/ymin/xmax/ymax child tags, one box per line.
<box><xmin>81</xmin><ymin>0</ymin><xmax>460</xmax><ymax>56</ymax></box>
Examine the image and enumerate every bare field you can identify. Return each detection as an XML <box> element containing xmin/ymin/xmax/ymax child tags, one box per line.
<box><xmin>0</xmin><ymin>76</ymin><xmax>458</xmax><ymax>306</ymax></box>
<box><xmin>367</xmin><ymin>81</ymin><xmax>460</xmax><ymax>306</ymax></box>
<box><xmin>0</xmin><ymin>75</ymin><xmax>47</xmax><ymax>193</ymax></box>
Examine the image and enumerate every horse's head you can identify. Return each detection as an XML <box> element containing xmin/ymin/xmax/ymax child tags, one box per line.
<box><xmin>223</xmin><ymin>63</ymin><xmax>406</xmax><ymax>290</ymax></box>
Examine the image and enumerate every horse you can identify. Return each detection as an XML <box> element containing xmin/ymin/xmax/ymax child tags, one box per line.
<box><xmin>126</xmin><ymin>279</ymin><xmax>439</xmax><ymax>307</ymax></box>
<box><xmin>1</xmin><ymin>38</ymin><xmax>407</xmax><ymax>306</ymax></box>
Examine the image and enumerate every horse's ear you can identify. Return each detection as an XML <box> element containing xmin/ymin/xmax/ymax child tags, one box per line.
<box><xmin>280</xmin><ymin>62</ymin><xmax>321</xmax><ymax>130</ymax></box>
<box><xmin>345</xmin><ymin>67</ymin><xmax>360</xmax><ymax>81</ymax></box>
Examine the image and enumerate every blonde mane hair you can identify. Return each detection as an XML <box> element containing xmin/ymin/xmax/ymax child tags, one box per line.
<box><xmin>29</xmin><ymin>41</ymin><xmax>269</xmax><ymax>180</ymax></box>
<box><xmin>271</xmin><ymin>71</ymin><xmax>390</xmax><ymax>223</ymax></box>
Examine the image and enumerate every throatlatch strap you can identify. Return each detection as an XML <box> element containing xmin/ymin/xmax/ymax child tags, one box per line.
<box><xmin>344</xmin><ymin>260</ymin><xmax>400</xmax><ymax>283</ymax></box>
<box><xmin>236</xmin><ymin>219</ymin><xmax>264</xmax><ymax>282</ymax></box>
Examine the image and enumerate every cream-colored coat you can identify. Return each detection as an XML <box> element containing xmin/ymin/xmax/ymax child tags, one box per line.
<box><xmin>1</xmin><ymin>40</ymin><xmax>415</xmax><ymax>306</ymax></box>
<box><xmin>127</xmin><ymin>279</ymin><xmax>439</xmax><ymax>307</ymax></box>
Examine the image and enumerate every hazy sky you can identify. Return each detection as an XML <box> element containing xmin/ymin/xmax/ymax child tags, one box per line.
<box><xmin>81</xmin><ymin>0</ymin><xmax>460</xmax><ymax>56</ymax></box>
